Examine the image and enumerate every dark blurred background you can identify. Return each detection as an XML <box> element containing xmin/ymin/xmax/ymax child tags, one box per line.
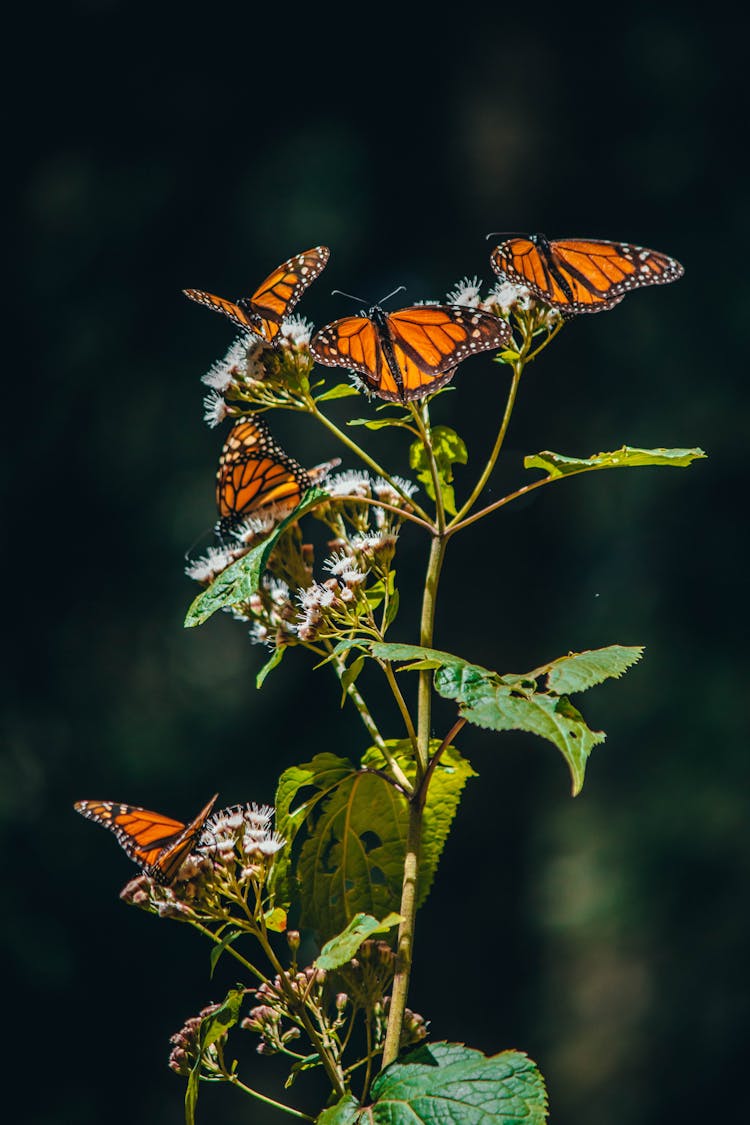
<box><xmin>6</xmin><ymin>3</ymin><xmax>747</xmax><ymax>1122</ymax></box>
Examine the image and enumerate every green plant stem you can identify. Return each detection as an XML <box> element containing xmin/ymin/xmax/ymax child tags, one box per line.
<box><xmin>381</xmin><ymin>531</ymin><xmax>447</xmax><ymax>1069</ymax></box>
<box><xmin>449</xmin><ymin>359</ymin><xmax>523</xmax><ymax>527</ymax></box>
<box><xmin>188</xmin><ymin>920</ymin><xmax>267</xmax><ymax>984</ymax></box>
<box><xmin>447</xmin><ymin>473</ymin><xmax>557</xmax><ymax>535</ymax></box>
<box><xmin>408</xmin><ymin>402</ymin><xmax>445</xmax><ymax>533</ymax></box>
<box><xmin>337</xmin><ymin>493</ymin><xmax>433</xmax><ymax>533</ymax></box>
<box><xmin>255</xmin><ymin>929</ymin><xmax>347</xmax><ymax>1097</ymax></box>
<box><xmin>311</xmin><ymin>404</ymin><xmax>432</xmax><ymax>523</ymax></box>
<box><xmin>218</xmin><ymin>1072</ymin><xmax>314</xmax><ymax>1120</ymax></box>
<box><xmin>379</xmin><ymin>659</ymin><xmax>419</xmax><ymax>755</ymax></box>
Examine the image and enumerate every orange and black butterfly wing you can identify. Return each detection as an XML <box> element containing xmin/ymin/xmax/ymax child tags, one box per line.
<box><xmin>310</xmin><ymin>315</ymin><xmax>400</xmax><ymax>399</ymax></box>
<box><xmin>491</xmin><ymin>236</ymin><xmax>684</xmax><ymax>314</ymax></box>
<box><xmin>74</xmin><ymin>795</ymin><xmax>218</xmax><ymax>884</ymax></box>
<box><xmin>182</xmin><ymin>289</ymin><xmax>263</xmax><ymax>333</ymax></box>
<box><xmin>386</xmin><ymin>306</ymin><xmax>512</xmax><ymax>400</ymax></box>
<box><xmin>216</xmin><ymin>415</ymin><xmax>312</xmax><ymax>533</ymax></box>
<box><xmin>246</xmin><ymin>246</ymin><xmax>330</xmax><ymax>343</ymax></box>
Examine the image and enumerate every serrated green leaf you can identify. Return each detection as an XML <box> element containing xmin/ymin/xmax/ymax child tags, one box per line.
<box><xmin>539</xmin><ymin>644</ymin><xmax>644</xmax><ymax>694</ymax></box>
<box><xmin>317</xmin><ymin>1094</ymin><xmax>361</xmax><ymax>1124</ymax></box>
<box><xmin>435</xmin><ymin>672</ymin><xmax>605</xmax><ymax>796</ymax></box>
<box><xmin>339</xmin><ymin>656</ymin><xmax>365</xmax><ymax>708</ymax></box>
<box><xmin>298</xmin><ymin>742</ymin><xmax>475</xmax><ymax>940</ymax></box>
<box><xmin>367</xmin><ymin>1041</ymin><xmax>548</xmax><ymax>1125</ymax></box>
<box><xmin>409</xmin><ymin>426</ymin><xmax>468</xmax><ymax>516</ymax></box>
<box><xmin>315</xmin><ymin>911</ymin><xmax>403</xmax><ymax>970</ymax></box>
<box><xmin>185</xmin><ymin>489</ymin><xmax>328</xmax><ymax>628</ymax></box>
<box><xmin>315</xmin><ymin>383</ymin><xmax>361</xmax><ymax>401</ymax></box>
<box><xmin>209</xmin><ymin>928</ymin><xmax>241</xmax><ymax>979</ymax></box>
<box><xmin>269</xmin><ymin>753</ymin><xmax>356</xmax><ymax>909</ymax></box>
<box><xmin>256</xmin><ymin>646</ymin><xmax>286</xmax><ymax>689</ymax></box>
<box><xmin>525</xmin><ymin>444</ymin><xmax>707</xmax><ymax>479</ymax></box>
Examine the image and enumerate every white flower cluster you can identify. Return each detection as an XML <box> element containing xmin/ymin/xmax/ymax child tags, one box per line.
<box><xmin>185</xmin><ymin>544</ymin><xmax>249</xmax><ymax>585</ymax></box>
<box><xmin>278</xmin><ymin>314</ymin><xmax>314</xmax><ymax>347</ymax></box>
<box><xmin>200</xmin><ymin>336</ymin><xmax>268</xmax><ymax>427</ymax></box>
<box><xmin>200</xmin><ymin>802</ymin><xmax>286</xmax><ymax>869</ymax></box>
<box><xmin>325</xmin><ymin>470</ymin><xmax>418</xmax><ymax>507</ymax></box>
<box><xmin>445</xmin><ymin>276</ymin><xmax>561</xmax><ymax>329</ymax></box>
<box><xmin>245</xmin><ymin>577</ymin><xmax>296</xmax><ymax>648</ymax></box>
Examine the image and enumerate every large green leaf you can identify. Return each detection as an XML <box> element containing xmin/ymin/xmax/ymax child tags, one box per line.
<box><xmin>409</xmin><ymin>425</ymin><xmax>467</xmax><ymax>516</ymax></box>
<box><xmin>525</xmin><ymin>444</ymin><xmax>706</xmax><ymax>479</ymax></box>
<box><xmin>297</xmin><ymin>742</ymin><xmax>475</xmax><ymax>940</ymax></box>
<box><xmin>364</xmin><ymin>1041</ymin><xmax>548</xmax><ymax>1125</ymax></box>
<box><xmin>315</xmin><ymin>912</ymin><xmax>403</xmax><ymax>971</ymax></box>
<box><xmin>364</xmin><ymin>642</ymin><xmax>641</xmax><ymax>796</ymax></box>
<box><xmin>269</xmin><ymin>753</ymin><xmax>356</xmax><ymax>909</ymax></box>
<box><xmin>184</xmin><ymin>488</ymin><xmax>327</xmax><ymax>628</ymax></box>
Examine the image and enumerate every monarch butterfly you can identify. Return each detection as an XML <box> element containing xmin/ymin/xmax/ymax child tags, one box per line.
<box><xmin>74</xmin><ymin>794</ymin><xmax>218</xmax><ymax>884</ymax></box>
<box><xmin>489</xmin><ymin>234</ymin><xmax>684</xmax><ymax>315</ymax></box>
<box><xmin>216</xmin><ymin>414</ymin><xmax>339</xmax><ymax>535</ymax></box>
<box><xmin>310</xmin><ymin>303</ymin><xmax>512</xmax><ymax>403</ymax></box>
<box><xmin>184</xmin><ymin>246</ymin><xmax>330</xmax><ymax>343</ymax></box>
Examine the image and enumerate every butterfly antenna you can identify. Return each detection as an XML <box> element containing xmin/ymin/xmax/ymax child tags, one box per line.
<box><xmin>184</xmin><ymin>524</ymin><xmax>217</xmax><ymax>562</ymax></box>
<box><xmin>377</xmin><ymin>284</ymin><xmax>406</xmax><ymax>306</ymax></box>
<box><xmin>485</xmin><ymin>231</ymin><xmax>529</xmax><ymax>242</ymax></box>
<box><xmin>331</xmin><ymin>289</ymin><xmax>368</xmax><ymax>305</ymax></box>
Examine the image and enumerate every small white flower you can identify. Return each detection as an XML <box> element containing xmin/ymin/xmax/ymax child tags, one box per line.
<box><xmin>203</xmin><ymin>389</ymin><xmax>230</xmax><ymax>428</ymax></box>
<box><xmin>447</xmin><ymin>275</ymin><xmax>483</xmax><ymax>308</ymax></box>
<box><xmin>279</xmin><ymin>314</ymin><xmax>314</xmax><ymax>347</ymax></box>
<box><xmin>202</xmin><ymin>337</ymin><xmax>248</xmax><ymax>390</ymax></box>
<box><xmin>485</xmin><ymin>279</ymin><xmax>534</xmax><ymax>315</ymax></box>
<box><xmin>373</xmin><ymin>476</ymin><xmax>418</xmax><ymax>504</ymax></box>
<box><xmin>250</xmin><ymin>622</ymin><xmax>271</xmax><ymax>646</ymax></box>
<box><xmin>326</xmin><ymin>470</ymin><xmax>373</xmax><ymax>499</ymax></box>
<box><xmin>185</xmin><ymin>545</ymin><xmax>237</xmax><ymax>583</ymax></box>
<box><xmin>248</xmin><ymin>833</ymin><xmax>286</xmax><ymax>857</ymax></box>
<box><xmin>231</xmin><ymin>513</ymin><xmax>278</xmax><ymax>545</ymax></box>
<box><xmin>324</xmin><ymin>551</ymin><xmax>358</xmax><ymax>577</ymax></box>
<box><xmin>264</xmin><ymin>577</ymin><xmax>291</xmax><ymax>606</ymax></box>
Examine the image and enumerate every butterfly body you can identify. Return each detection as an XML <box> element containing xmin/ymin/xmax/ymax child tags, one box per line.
<box><xmin>184</xmin><ymin>246</ymin><xmax>330</xmax><ymax>344</ymax></box>
<box><xmin>311</xmin><ymin>303</ymin><xmax>511</xmax><ymax>403</ymax></box>
<box><xmin>490</xmin><ymin>234</ymin><xmax>684</xmax><ymax>314</ymax></box>
<box><xmin>216</xmin><ymin>414</ymin><xmax>339</xmax><ymax>535</ymax></box>
<box><xmin>74</xmin><ymin>794</ymin><xmax>218</xmax><ymax>884</ymax></box>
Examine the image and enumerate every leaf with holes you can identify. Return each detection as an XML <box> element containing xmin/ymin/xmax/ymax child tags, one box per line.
<box><xmin>363</xmin><ymin>1041</ymin><xmax>548</xmax><ymax>1125</ymax></box>
<box><xmin>297</xmin><ymin>741</ymin><xmax>475</xmax><ymax>940</ymax></box>
<box><xmin>269</xmin><ymin>753</ymin><xmax>356</xmax><ymax>909</ymax></box>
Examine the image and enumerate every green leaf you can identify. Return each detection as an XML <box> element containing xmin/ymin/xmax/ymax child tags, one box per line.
<box><xmin>409</xmin><ymin>425</ymin><xmax>468</xmax><ymax>516</ymax></box>
<box><xmin>384</xmin><ymin>588</ymin><xmax>400</xmax><ymax>630</ymax></box>
<box><xmin>269</xmin><ymin>753</ymin><xmax>357</xmax><ymax>909</ymax></box>
<box><xmin>186</xmin><ymin>988</ymin><xmax>244</xmax><ymax>1124</ymax></box>
<box><xmin>366</xmin><ymin>1041</ymin><xmax>548</xmax><ymax>1125</ymax></box>
<box><xmin>348</xmin><ymin>416</ymin><xmax>415</xmax><ymax>431</ymax></box>
<box><xmin>209</xmin><ymin>928</ymin><xmax>241</xmax><ymax>979</ymax></box>
<box><xmin>317</xmin><ymin>1095</ymin><xmax>362</xmax><ymax>1124</ymax></box>
<box><xmin>315</xmin><ymin>383</ymin><xmax>361</xmax><ymax>401</ymax></box>
<box><xmin>435</xmin><ymin>670</ymin><xmax>605</xmax><ymax>796</ymax></box>
<box><xmin>264</xmin><ymin>906</ymin><xmax>288</xmax><ymax>932</ymax></box>
<box><xmin>365</xmin><ymin>642</ymin><xmax>640</xmax><ymax>796</ymax></box>
<box><xmin>256</xmin><ymin>646</ymin><xmax>286</xmax><ymax>689</ymax></box>
<box><xmin>184</xmin><ymin>488</ymin><xmax>327</xmax><ymax>628</ymax></box>
<box><xmin>315</xmin><ymin>911</ymin><xmax>403</xmax><ymax>970</ymax></box>
<box><xmin>538</xmin><ymin>644</ymin><xmax>644</xmax><ymax>695</ymax></box>
<box><xmin>525</xmin><ymin>444</ymin><xmax>707</xmax><ymax>479</ymax></box>
<box><xmin>298</xmin><ymin>742</ymin><xmax>475</xmax><ymax>940</ymax></box>
<box><xmin>339</xmin><ymin>655</ymin><xmax>365</xmax><ymax>707</ymax></box>
<box><xmin>286</xmin><ymin>1053</ymin><xmax>324</xmax><ymax>1089</ymax></box>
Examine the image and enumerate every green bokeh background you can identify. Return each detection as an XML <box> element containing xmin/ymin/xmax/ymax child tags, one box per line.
<box><xmin>7</xmin><ymin>4</ymin><xmax>747</xmax><ymax>1123</ymax></box>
